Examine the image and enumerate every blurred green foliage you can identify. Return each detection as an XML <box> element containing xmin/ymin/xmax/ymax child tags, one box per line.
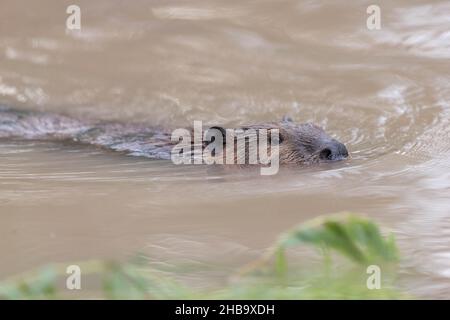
<box><xmin>0</xmin><ymin>213</ymin><xmax>407</xmax><ymax>299</ymax></box>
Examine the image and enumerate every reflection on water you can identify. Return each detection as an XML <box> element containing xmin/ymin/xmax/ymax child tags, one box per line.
<box><xmin>1</xmin><ymin>0</ymin><xmax>450</xmax><ymax>298</ymax></box>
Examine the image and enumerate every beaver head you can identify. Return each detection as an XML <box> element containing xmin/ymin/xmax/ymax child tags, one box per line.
<box><xmin>208</xmin><ymin>117</ymin><xmax>349</xmax><ymax>165</ymax></box>
<box><xmin>271</xmin><ymin>117</ymin><xmax>348</xmax><ymax>164</ymax></box>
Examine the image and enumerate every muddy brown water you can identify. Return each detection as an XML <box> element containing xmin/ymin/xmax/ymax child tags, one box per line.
<box><xmin>1</xmin><ymin>0</ymin><xmax>450</xmax><ymax>298</ymax></box>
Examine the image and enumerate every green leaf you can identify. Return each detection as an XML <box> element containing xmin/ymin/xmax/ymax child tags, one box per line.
<box><xmin>276</xmin><ymin>214</ymin><xmax>398</xmax><ymax>266</ymax></box>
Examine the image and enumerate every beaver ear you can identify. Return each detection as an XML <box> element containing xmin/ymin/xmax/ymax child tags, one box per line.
<box><xmin>282</xmin><ymin>115</ymin><xmax>293</xmax><ymax>122</ymax></box>
<box><xmin>209</xmin><ymin>126</ymin><xmax>226</xmax><ymax>138</ymax></box>
<box><xmin>205</xmin><ymin>126</ymin><xmax>227</xmax><ymax>145</ymax></box>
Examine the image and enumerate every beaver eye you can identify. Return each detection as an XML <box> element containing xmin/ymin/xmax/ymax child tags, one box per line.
<box><xmin>267</xmin><ymin>131</ymin><xmax>284</xmax><ymax>144</ymax></box>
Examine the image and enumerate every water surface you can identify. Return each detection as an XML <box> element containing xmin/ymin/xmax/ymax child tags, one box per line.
<box><xmin>1</xmin><ymin>0</ymin><xmax>450</xmax><ymax>298</ymax></box>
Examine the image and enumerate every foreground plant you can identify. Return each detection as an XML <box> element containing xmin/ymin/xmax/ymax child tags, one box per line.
<box><xmin>0</xmin><ymin>213</ymin><xmax>407</xmax><ymax>299</ymax></box>
<box><xmin>273</xmin><ymin>214</ymin><xmax>398</xmax><ymax>275</ymax></box>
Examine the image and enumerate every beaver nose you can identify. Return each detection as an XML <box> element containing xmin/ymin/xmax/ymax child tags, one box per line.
<box><xmin>319</xmin><ymin>140</ymin><xmax>349</xmax><ymax>161</ymax></box>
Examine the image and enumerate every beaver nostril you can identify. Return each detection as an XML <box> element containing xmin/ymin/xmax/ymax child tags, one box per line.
<box><xmin>319</xmin><ymin>148</ymin><xmax>333</xmax><ymax>160</ymax></box>
<box><xmin>318</xmin><ymin>141</ymin><xmax>349</xmax><ymax>161</ymax></box>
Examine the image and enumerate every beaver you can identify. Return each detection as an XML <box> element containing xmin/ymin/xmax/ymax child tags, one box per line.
<box><xmin>0</xmin><ymin>107</ymin><xmax>348</xmax><ymax>165</ymax></box>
